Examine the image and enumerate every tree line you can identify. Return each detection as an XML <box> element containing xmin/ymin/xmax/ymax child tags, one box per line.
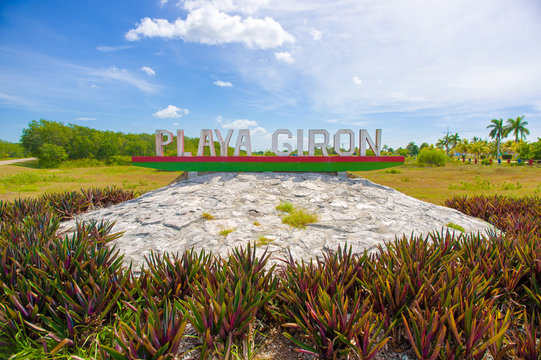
<box><xmin>0</xmin><ymin>118</ymin><xmax>538</xmax><ymax>168</ymax></box>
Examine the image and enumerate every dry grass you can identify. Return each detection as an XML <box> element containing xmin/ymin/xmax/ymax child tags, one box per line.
<box><xmin>0</xmin><ymin>160</ymin><xmax>183</xmax><ymax>202</ymax></box>
<box><xmin>353</xmin><ymin>162</ymin><xmax>541</xmax><ymax>205</ymax></box>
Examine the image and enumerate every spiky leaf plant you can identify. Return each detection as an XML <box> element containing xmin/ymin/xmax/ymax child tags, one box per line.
<box><xmin>101</xmin><ymin>299</ymin><xmax>187</xmax><ymax>360</ymax></box>
<box><xmin>181</xmin><ymin>244</ymin><xmax>277</xmax><ymax>359</ymax></box>
<box><xmin>138</xmin><ymin>248</ymin><xmax>212</xmax><ymax>305</ymax></box>
<box><xmin>283</xmin><ymin>286</ymin><xmax>387</xmax><ymax>360</ymax></box>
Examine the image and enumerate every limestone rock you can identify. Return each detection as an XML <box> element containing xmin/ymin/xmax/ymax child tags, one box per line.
<box><xmin>62</xmin><ymin>172</ymin><xmax>494</xmax><ymax>269</ymax></box>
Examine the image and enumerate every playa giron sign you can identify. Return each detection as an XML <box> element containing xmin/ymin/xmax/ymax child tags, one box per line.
<box><xmin>132</xmin><ymin>128</ymin><xmax>404</xmax><ymax>172</ymax></box>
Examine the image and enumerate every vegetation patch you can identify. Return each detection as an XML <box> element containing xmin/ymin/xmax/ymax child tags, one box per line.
<box><xmin>385</xmin><ymin>168</ymin><xmax>401</xmax><ymax>174</ymax></box>
<box><xmin>0</xmin><ymin>191</ymin><xmax>540</xmax><ymax>359</ymax></box>
<box><xmin>276</xmin><ymin>200</ymin><xmax>318</xmax><ymax>229</ymax></box>
<box><xmin>201</xmin><ymin>212</ymin><xmax>215</xmax><ymax>220</ymax></box>
<box><xmin>417</xmin><ymin>148</ymin><xmax>447</xmax><ymax>166</ymax></box>
<box><xmin>256</xmin><ymin>235</ymin><xmax>274</xmax><ymax>246</ymax></box>
<box><xmin>276</xmin><ymin>200</ymin><xmax>294</xmax><ymax>213</ymax></box>
<box><xmin>282</xmin><ymin>208</ymin><xmax>318</xmax><ymax>229</ymax></box>
<box><xmin>446</xmin><ymin>222</ymin><xmax>465</xmax><ymax>232</ymax></box>
<box><xmin>253</xmin><ymin>221</ymin><xmax>260</xmax><ymax>226</ymax></box>
<box><xmin>219</xmin><ymin>228</ymin><xmax>235</xmax><ymax>237</ymax></box>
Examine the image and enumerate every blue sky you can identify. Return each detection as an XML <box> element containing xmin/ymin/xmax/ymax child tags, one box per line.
<box><xmin>1</xmin><ymin>0</ymin><xmax>540</xmax><ymax>150</ymax></box>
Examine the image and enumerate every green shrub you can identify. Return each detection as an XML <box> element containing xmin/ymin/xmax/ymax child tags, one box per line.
<box><xmin>60</xmin><ymin>158</ymin><xmax>105</xmax><ymax>168</ymax></box>
<box><xmin>37</xmin><ymin>143</ymin><xmax>68</xmax><ymax>168</ymax></box>
<box><xmin>417</xmin><ymin>148</ymin><xmax>447</xmax><ymax>166</ymax></box>
<box><xmin>106</xmin><ymin>155</ymin><xmax>132</xmax><ymax>166</ymax></box>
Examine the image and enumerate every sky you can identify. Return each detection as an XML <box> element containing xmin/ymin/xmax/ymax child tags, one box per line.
<box><xmin>1</xmin><ymin>0</ymin><xmax>540</xmax><ymax>151</ymax></box>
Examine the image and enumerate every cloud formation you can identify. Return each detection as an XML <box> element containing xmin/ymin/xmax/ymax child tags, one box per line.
<box><xmin>222</xmin><ymin>118</ymin><xmax>266</xmax><ymax>135</ymax></box>
<box><xmin>96</xmin><ymin>45</ymin><xmax>133</xmax><ymax>52</ymax></box>
<box><xmin>274</xmin><ymin>51</ymin><xmax>294</xmax><ymax>63</ymax></box>
<box><xmin>74</xmin><ymin>117</ymin><xmax>97</xmax><ymax>121</ymax></box>
<box><xmin>214</xmin><ymin>80</ymin><xmax>233</xmax><ymax>87</ymax></box>
<box><xmin>153</xmin><ymin>105</ymin><xmax>189</xmax><ymax>118</ymax></box>
<box><xmin>183</xmin><ymin>0</ymin><xmax>269</xmax><ymax>14</ymax></box>
<box><xmin>352</xmin><ymin>76</ymin><xmax>362</xmax><ymax>85</ymax></box>
<box><xmin>141</xmin><ymin>66</ymin><xmax>156</xmax><ymax>76</ymax></box>
<box><xmin>93</xmin><ymin>66</ymin><xmax>159</xmax><ymax>93</ymax></box>
<box><xmin>125</xmin><ymin>4</ymin><xmax>294</xmax><ymax>49</ymax></box>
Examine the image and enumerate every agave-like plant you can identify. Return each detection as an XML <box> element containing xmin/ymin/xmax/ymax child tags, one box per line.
<box><xmin>181</xmin><ymin>244</ymin><xmax>277</xmax><ymax>359</ymax></box>
<box><xmin>101</xmin><ymin>299</ymin><xmax>187</xmax><ymax>360</ymax></box>
<box><xmin>138</xmin><ymin>248</ymin><xmax>212</xmax><ymax>305</ymax></box>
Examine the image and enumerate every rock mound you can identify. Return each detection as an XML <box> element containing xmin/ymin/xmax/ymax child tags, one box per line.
<box><xmin>63</xmin><ymin>172</ymin><xmax>493</xmax><ymax>269</ymax></box>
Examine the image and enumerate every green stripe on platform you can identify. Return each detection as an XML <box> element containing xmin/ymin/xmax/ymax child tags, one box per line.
<box><xmin>132</xmin><ymin>161</ymin><xmax>403</xmax><ymax>172</ymax></box>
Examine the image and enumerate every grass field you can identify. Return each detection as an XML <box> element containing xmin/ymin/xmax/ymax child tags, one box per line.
<box><xmin>0</xmin><ymin>160</ymin><xmax>183</xmax><ymax>202</ymax></box>
<box><xmin>354</xmin><ymin>162</ymin><xmax>541</xmax><ymax>204</ymax></box>
<box><xmin>0</xmin><ymin>159</ymin><xmax>539</xmax><ymax>204</ymax></box>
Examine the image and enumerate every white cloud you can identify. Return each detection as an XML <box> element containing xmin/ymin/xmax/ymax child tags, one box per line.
<box><xmin>214</xmin><ymin>80</ymin><xmax>233</xmax><ymax>87</ymax></box>
<box><xmin>153</xmin><ymin>105</ymin><xmax>189</xmax><ymax>118</ymax></box>
<box><xmin>223</xmin><ymin>119</ymin><xmax>257</xmax><ymax>128</ymax></box>
<box><xmin>159</xmin><ymin>0</ymin><xmax>168</xmax><ymax>6</ymax></box>
<box><xmin>229</xmin><ymin>0</ymin><xmax>541</xmax><ymax>118</ymax></box>
<box><xmin>216</xmin><ymin>115</ymin><xmax>224</xmax><ymax>122</ymax></box>
<box><xmin>221</xmin><ymin>118</ymin><xmax>268</xmax><ymax>134</ymax></box>
<box><xmin>125</xmin><ymin>5</ymin><xmax>294</xmax><ymax>49</ymax></box>
<box><xmin>274</xmin><ymin>51</ymin><xmax>294</xmax><ymax>63</ymax></box>
<box><xmin>93</xmin><ymin>66</ymin><xmax>159</xmax><ymax>93</ymax></box>
<box><xmin>182</xmin><ymin>0</ymin><xmax>270</xmax><ymax>14</ymax></box>
<box><xmin>310</xmin><ymin>29</ymin><xmax>322</xmax><ymax>40</ymax></box>
<box><xmin>352</xmin><ymin>76</ymin><xmax>362</xmax><ymax>85</ymax></box>
<box><xmin>96</xmin><ymin>45</ymin><xmax>133</xmax><ymax>52</ymax></box>
<box><xmin>74</xmin><ymin>117</ymin><xmax>96</xmax><ymax>121</ymax></box>
<box><xmin>252</xmin><ymin>126</ymin><xmax>267</xmax><ymax>135</ymax></box>
<box><xmin>141</xmin><ymin>66</ymin><xmax>156</xmax><ymax>76</ymax></box>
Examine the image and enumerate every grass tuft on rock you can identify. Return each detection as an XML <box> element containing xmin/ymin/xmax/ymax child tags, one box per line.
<box><xmin>219</xmin><ymin>228</ymin><xmax>235</xmax><ymax>237</ymax></box>
<box><xmin>276</xmin><ymin>201</ymin><xmax>294</xmax><ymax>213</ymax></box>
<box><xmin>282</xmin><ymin>208</ymin><xmax>318</xmax><ymax>229</ymax></box>
<box><xmin>201</xmin><ymin>212</ymin><xmax>215</xmax><ymax>220</ymax></box>
<box><xmin>446</xmin><ymin>222</ymin><xmax>465</xmax><ymax>232</ymax></box>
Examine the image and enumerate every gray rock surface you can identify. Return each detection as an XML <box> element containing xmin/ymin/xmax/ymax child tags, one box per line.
<box><xmin>62</xmin><ymin>172</ymin><xmax>494</xmax><ymax>269</ymax></box>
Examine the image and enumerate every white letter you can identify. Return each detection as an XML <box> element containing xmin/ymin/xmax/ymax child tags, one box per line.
<box><xmin>297</xmin><ymin>129</ymin><xmax>303</xmax><ymax>156</ymax></box>
<box><xmin>155</xmin><ymin>129</ymin><xmax>173</xmax><ymax>156</ymax></box>
<box><xmin>272</xmin><ymin>129</ymin><xmax>293</xmax><ymax>156</ymax></box>
<box><xmin>234</xmin><ymin>129</ymin><xmax>252</xmax><ymax>156</ymax></box>
<box><xmin>359</xmin><ymin>129</ymin><xmax>381</xmax><ymax>156</ymax></box>
<box><xmin>308</xmin><ymin>129</ymin><xmax>330</xmax><ymax>156</ymax></box>
<box><xmin>334</xmin><ymin>129</ymin><xmax>355</xmax><ymax>156</ymax></box>
<box><xmin>176</xmin><ymin>129</ymin><xmax>192</xmax><ymax>156</ymax></box>
<box><xmin>197</xmin><ymin>129</ymin><xmax>216</xmax><ymax>156</ymax></box>
<box><xmin>214</xmin><ymin>129</ymin><xmax>234</xmax><ymax>156</ymax></box>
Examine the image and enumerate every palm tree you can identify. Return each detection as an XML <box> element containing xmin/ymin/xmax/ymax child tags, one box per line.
<box><xmin>437</xmin><ymin>134</ymin><xmax>452</xmax><ymax>156</ymax></box>
<box><xmin>505</xmin><ymin>116</ymin><xmax>530</xmax><ymax>142</ymax></box>
<box><xmin>487</xmin><ymin>118</ymin><xmax>508</xmax><ymax>160</ymax></box>
<box><xmin>449</xmin><ymin>133</ymin><xmax>460</xmax><ymax>156</ymax></box>
<box><xmin>456</xmin><ymin>139</ymin><xmax>469</xmax><ymax>158</ymax></box>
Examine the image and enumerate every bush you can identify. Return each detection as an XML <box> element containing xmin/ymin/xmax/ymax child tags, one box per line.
<box><xmin>60</xmin><ymin>158</ymin><xmax>105</xmax><ymax>168</ymax></box>
<box><xmin>417</xmin><ymin>148</ymin><xmax>447</xmax><ymax>166</ymax></box>
<box><xmin>106</xmin><ymin>155</ymin><xmax>132</xmax><ymax>166</ymax></box>
<box><xmin>37</xmin><ymin>143</ymin><xmax>68</xmax><ymax>168</ymax></box>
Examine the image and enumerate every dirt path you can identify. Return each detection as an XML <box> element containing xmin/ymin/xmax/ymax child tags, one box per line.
<box><xmin>0</xmin><ymin>157</ymin><xmax>37</xmax><ymax>165</ymax></box>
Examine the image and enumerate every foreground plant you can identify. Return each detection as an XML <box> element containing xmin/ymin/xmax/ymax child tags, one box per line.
<box><xmin>101</xmin><ymin>299</ymin><xmax>187</xmax><ymax>360</ymax></box>
<box><xmin>181</xmin><ymin>244</ymin><xmax>277</xmax><ymax>359</ymax></box>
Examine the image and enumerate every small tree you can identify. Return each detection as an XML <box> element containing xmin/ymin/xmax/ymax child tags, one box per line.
<box><xmin>38</xmin><ymin>143</ymin><xmax>68</xmax><ymax>168</ymax></box>
<box><xmin>406</xmin><ymin>142</ymin><xmax>419</xmax><ymax>156</ymax></box>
